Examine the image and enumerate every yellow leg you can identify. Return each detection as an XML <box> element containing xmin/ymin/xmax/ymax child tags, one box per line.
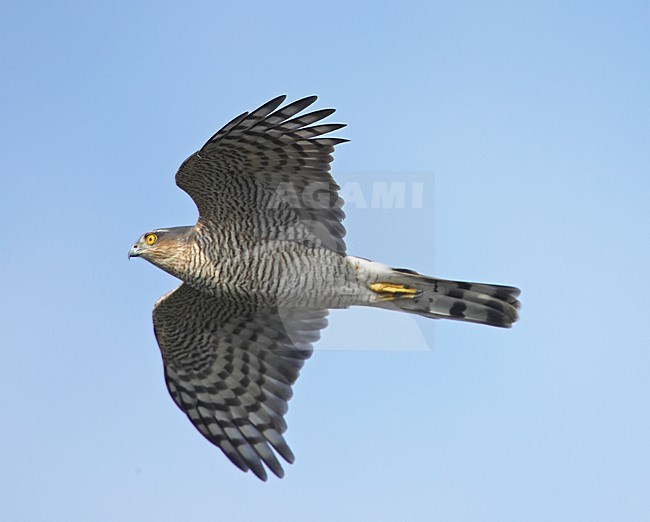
<box><xmin>369</xmin><ymin>282</ymin><xmax>419</xmax><ymax>300</ymax></box>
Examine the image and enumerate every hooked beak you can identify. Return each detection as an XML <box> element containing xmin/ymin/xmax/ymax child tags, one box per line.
<box><xmin>128</xmin><ymin>245</ymin><xmax>142</xmax><ymax>259</ymax></box>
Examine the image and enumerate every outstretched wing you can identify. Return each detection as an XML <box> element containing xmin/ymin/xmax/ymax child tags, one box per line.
<box><xmin>176</xmin><ymin>95</ymin><xmax>348</xmax><ymax>255</ymax></box>
<box><xmin>152</xmin><ymin>283</ymin><xmax>328</xmax><ymax>481</ymax></box>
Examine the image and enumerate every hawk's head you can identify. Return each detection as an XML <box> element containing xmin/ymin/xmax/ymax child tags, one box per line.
<box><xmin>128</xmin><ymin>227</ymin><xmax>194</xmax><ymax>275</ymax></box>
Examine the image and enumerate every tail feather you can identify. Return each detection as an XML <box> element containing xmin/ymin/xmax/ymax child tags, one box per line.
<box><xmin>371</xmin><ymin>266</ymin><xmax>521</xmax><ymax>328</ymax></box>
<box><xmin>393</xmin><ymin>286</ymin><xmax>520</xmax><ymax>327</ymax></box>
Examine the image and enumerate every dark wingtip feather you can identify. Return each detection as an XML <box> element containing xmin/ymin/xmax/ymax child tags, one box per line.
<box><xmin>269</xmin><ymin>94</ymin><xmax>288</xmax><ymax>105</ymax></box>
<box><xmin>219</xmin><ymin>444</ymin><xmax>250</xmax><ymax>473</ymax></box>
<box><xmin>201</xmin><ymin>111</ymin><xmax>249</xmax><ymax>150</ymax></box>
<box><xmin>281</xmin><ymin>95</ymin><xmax>318</xmax><ymax>115</ymax></box>
<box><xmin>297</xmin><ymin>95</ymin><xmax>318</xmax><ymax>105</ymax></box>
<box><xmin>251</xmin><ymin>95</ymin><xmax>288</xmax><ymax>117</ymax></box>
<box><xmin>249</xmin><ymin>460</ymin><xmax>268</xmax><ymax>481</ymax></box>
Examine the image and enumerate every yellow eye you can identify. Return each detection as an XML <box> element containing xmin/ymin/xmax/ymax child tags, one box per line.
<box><xmin>145</xmin><ymin>233</ymin><xmax>157</xmax><ymax>245</ymax></box>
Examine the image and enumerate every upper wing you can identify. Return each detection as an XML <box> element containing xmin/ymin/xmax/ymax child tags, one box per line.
<box><xmin>152</xmin><ymin>283</ymin><xmax>328</xmax><ymax>481</ymax></box>
<box><xmin>176</xmin><ymin>95</ymin><xmax>348</xmax><ymax>255</ymax></box>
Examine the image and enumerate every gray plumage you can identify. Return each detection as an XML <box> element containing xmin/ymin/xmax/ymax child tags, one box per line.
<box><xmin>128</xmin><ymin>95</ymin><xmax>521</xmax><ymax>481</ymax></box>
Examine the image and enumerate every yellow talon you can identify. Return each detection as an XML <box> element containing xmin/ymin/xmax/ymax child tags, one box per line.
<box><xmin>369</xmin><ymin>282</ymin><xmax>419</xmax><ymax>299</ymax></box>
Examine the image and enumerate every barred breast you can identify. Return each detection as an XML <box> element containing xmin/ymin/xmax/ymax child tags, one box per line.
<box><xmin>185</xmin><ymin>232</ymin><xmax>365</xmax><ymax>310</ymax></box>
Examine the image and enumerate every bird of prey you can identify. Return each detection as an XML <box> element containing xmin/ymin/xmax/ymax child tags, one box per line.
<box><xmin>129</xmin><ymin>95</ymin><xmax>521</xmax><ymax>481</ymax></box>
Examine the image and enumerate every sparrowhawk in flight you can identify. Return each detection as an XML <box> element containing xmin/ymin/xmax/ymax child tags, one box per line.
<box><xmin>128</xmin><ymin>95</ymin><xmax>521</xmax><ymax>480</ymax></box>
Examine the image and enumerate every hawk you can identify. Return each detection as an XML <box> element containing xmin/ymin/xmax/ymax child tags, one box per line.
<box><xmin>128</xmin><ymin>95</ymin><xmax>521</xmax><ymax>480</ymax></box>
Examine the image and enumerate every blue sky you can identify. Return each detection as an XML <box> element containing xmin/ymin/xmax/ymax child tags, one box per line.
<box><xmin>2</xmin><ymin>1</ymin><xmax>649</xmax><ymax>520</ymax></box>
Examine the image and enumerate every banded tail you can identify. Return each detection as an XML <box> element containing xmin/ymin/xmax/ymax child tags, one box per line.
<box><xmin>354</xmin><ymin>258</ymin><xmax>521</xmax><ymax>328</ymax></box>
